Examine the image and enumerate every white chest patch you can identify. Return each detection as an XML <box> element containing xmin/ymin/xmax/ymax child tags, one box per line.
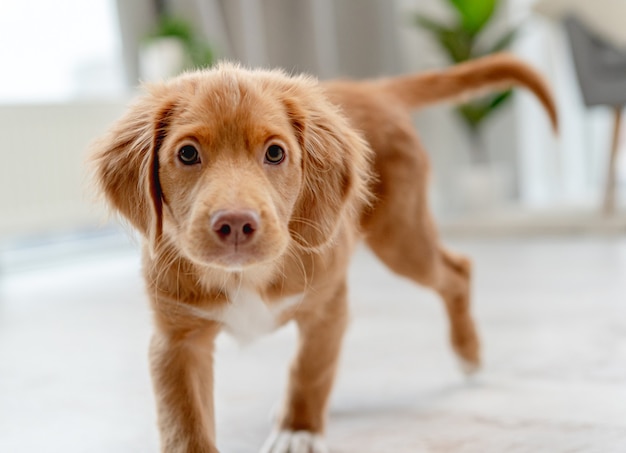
<box><xmin>218</xmin><ymin>288</ymin><xmax>302</xmax><ymax>344</ymax></box>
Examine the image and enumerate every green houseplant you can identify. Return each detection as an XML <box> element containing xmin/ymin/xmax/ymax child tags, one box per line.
<box><xmin>146</xmin><ymin>15</ymin><xmax>214</xmax><ymax>70</ymax></box>
<box><xmin>140</xmin><ymin>15</ymin><xmax>214</xmax><ymax>81</ymax></box>
<box><xmin>415</xmin><ymin>0</ymin><xmax>518</xmax><ymax>162</ymax></box>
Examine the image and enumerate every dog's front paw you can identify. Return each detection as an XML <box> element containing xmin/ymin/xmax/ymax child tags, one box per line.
<box><xmin>260</xmin><ymin>430</ymin><xmax>329</xmax><ymax>453</ymax></box>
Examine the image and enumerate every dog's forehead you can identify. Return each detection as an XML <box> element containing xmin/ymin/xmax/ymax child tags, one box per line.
<box><xmin>205</xmin><ymin>69</ymin><xmax>247</xmax><ymax>108</ymax></box>
<box><xmin>171</xmin><ymin>70</ymin><xmax>291</xmax><ymax>142</ymax></box>
<box><xmin>201</xmin><ymin>70</ymin><xmax>284</xmax><ymax>117</ymax></box>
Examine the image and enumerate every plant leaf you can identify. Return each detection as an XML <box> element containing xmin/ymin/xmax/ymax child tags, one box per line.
<box><xmin>438</xmin><ymin>27</ymin><xmax>474</xmax><ymax>63</ymax></box>
<box><xmin>456</xmin><ymin>90</ymin><xmax>513</xmax><ymax>130</ymax></box>
<box><xmin>188</xmin><ymin>41</ymin><xmax>214</xmax><ymax>69</ymax></box>
<box><xmin>146</xmin><ymin>16</ymin><xmax>215</xmax><ymax>70</ymax></box>
<box><xmin>486</xmin><ymin>28</ymin><xmax>519</xmax><ymax>55</ymax></box>
<box><xmin>488</xmin><ymin>90</ymin><xmax>513</xmax><ymax>110</ymax></box>
<box><xmin>414</xmin><ymin>14</ymin><xmax>452</xmax><ymax>34</ymax></box>
<box><xmin>148</xmin><ymin>16</ymin><xmax>194</xmax><ymax>43</ymax></box>
<box><xmin>446</xmin><ymin>0</ymin><xmax>497</xmax><ymax>36</ymax></box>
<box><xmin>457</xmin><ymin>103</ymin><xmax>488</xmax><ymax>131</ymax></box>
<box><xmin>414</xmin><ymin>14</ymin><xmax>474</xmax><ymax>63</ymax></box>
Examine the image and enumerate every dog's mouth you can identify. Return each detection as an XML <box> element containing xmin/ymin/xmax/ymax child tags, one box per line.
<box><xmin>182</xmin><ymin>232</ymin><xmax>289</xmax><ymax>272</ymax></box>
<box><xmin>179</xmin><ymin>238</ymin><xmax>263</xmax><ymax>269</ymax></box>
<box><xmin>207</xmin><ymin>248</ymin><xmax>264</xmax><ymax>271</ymax></box>
<box><xmin>186</xmin><ymin>244</ymin><xmax>291</xmax><ymax>274</ymax></box>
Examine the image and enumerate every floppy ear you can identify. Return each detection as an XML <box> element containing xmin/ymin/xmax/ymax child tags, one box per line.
<box><xmin>284</xmin><ymin>89</ymin><xmax>373</xmax><ymax>250</ymax></box>
<box><xmin>90</xmin><ymin>86</ymin><xmax>177</xmax><ymax>247</ymax></box>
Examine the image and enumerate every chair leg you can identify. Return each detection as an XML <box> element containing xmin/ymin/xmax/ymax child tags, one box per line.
<box><xmin>603</xmin><ymin>107</ymin><xmax>623</xmax><ymax>216</ymax></box>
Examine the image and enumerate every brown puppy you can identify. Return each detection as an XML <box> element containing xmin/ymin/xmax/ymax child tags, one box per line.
<box><xmin>91</xmin><ymin>53</ymin><xmax>556</xmax><ymax>453</ymax></box>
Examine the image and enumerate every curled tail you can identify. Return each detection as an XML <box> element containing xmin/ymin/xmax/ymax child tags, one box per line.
<box><xmin>380</xmin><ymin>53</ymin><xmax>558</xmax><ymax>131</ymax></box>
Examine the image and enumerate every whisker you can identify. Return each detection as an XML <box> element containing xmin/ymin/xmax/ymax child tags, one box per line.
<box><xmin>283</xmin><ymin>243</ymin><xmax>317</xmax><ymax>315</ymax></box>
<box><xmin>288</xmin><ymin>229</ymin><xmax>314</xmax><ymax>249</ymax></box>
<box><xmin>290</xmin><ymin>216</ymin><xmax>325</xmax><ymax>237</ymax></box>
<box><xmin>176</xmin><ymin>256</ymin><xmax>181</xmax><ymax>302</ymax></box>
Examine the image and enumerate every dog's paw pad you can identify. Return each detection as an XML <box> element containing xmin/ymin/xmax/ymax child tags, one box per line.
<box><xmin>260</xmin><ymin>430</ymin><xmax>328</xmax><ymax>453</ymax></box>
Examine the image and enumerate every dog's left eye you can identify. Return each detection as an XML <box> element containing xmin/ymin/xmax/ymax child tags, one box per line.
<box><xmin>264</xmin><ymin>144</ymin><xmax>285</xmax><ymax>165</ymax></box>
<box><xmin>178</xmin><ymin>145</ymin><xmax>200</xmax><ymax>165</ymax></box>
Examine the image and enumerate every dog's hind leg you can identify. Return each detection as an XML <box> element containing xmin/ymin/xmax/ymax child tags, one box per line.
<box><xmin>362</xmin><ymin>131</ymin><xmax>481</xmax><ymax>373</ymax></box>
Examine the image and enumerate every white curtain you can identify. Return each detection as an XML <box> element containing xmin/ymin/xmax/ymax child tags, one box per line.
<box><xmin>116</xmin><ymin>0</ymin><xmax>621</xmax><ymax>216</ymax></box>
<box><xmin>511</xmin><ymin>0</ymin><xmax>623</xmax><ymax>211</ymax></box>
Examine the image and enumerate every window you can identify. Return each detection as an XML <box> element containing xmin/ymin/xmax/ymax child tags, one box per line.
<box><xmin>0</xmin><ymin>0</ymin><xmax>126</xmax><ymax>103</ymax></box>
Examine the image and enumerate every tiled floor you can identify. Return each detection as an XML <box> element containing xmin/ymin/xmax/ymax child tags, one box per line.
<box><xmin>1</xmin><ymin>236</ymin><xmax>626</xmax><ymax>452</ymax></box>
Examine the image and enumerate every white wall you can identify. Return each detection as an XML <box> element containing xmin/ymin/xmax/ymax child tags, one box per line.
<box><xmin>0</xmin><ymin>102</ymin><xmax>126</xmax><ymax>238</ymax></box>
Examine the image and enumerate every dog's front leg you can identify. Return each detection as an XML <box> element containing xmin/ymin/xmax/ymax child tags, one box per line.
<box><xmin>149</xmin><ymin>317</ymin><xmax>221</xmax><ymax>453</ymax></box>
<box><xmin>262</xmin><ymin>282</ymin><xmax>349</xmax><ymax>453</ymax></box>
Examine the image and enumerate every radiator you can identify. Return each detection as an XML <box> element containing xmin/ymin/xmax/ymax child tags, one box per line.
<box><xmin>0</xmin><ymin>102</ymin><xmax>127</xmax><ymax>238</ymax></box>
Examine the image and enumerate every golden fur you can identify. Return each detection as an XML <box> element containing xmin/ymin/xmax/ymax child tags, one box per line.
<box><xmin>90</xmin><ymin>53</ymin><xmax>556</xmax><ymax>453</ymax></box>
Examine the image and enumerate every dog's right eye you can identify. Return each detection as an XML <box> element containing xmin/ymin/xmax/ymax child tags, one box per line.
<box><xmin>178</xmin><ymin>145</ymin><xmax>200</xmax><ymax>165</ymax></box>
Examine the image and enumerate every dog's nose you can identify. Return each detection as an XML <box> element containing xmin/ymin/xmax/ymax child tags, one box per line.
<box><xmin>210</xmin><ymin>209</ymin><xmax>259</xmax><ymax>245</ymax></box>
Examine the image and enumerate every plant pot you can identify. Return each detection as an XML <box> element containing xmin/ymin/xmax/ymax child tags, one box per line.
<box><xmin>139</xmin><ymin>37</ymin><xmax>189</xmax><ymax>82</ymax></box>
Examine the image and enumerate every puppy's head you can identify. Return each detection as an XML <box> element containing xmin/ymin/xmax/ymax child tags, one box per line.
<box><xmin>91</xmin><ymin>63</ymin><xmax>371</xmax><ymax>273</ymax></box>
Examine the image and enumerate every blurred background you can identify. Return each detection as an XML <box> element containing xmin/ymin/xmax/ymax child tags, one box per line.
<box><xmin>1</xmin><ymin>1</ymin><xmax>626</xmax><ymax>452</ymax></box>
<box><xmin>1</xmin><ymin>0</ymin><xmax>625</xmax><ymax>248</ymax></box>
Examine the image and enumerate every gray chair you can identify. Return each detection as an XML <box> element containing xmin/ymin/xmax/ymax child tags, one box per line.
<box><xmin>564</xmin><ymin>15</ymin><xmax>626</xmax><ymax>214</ymax></box>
